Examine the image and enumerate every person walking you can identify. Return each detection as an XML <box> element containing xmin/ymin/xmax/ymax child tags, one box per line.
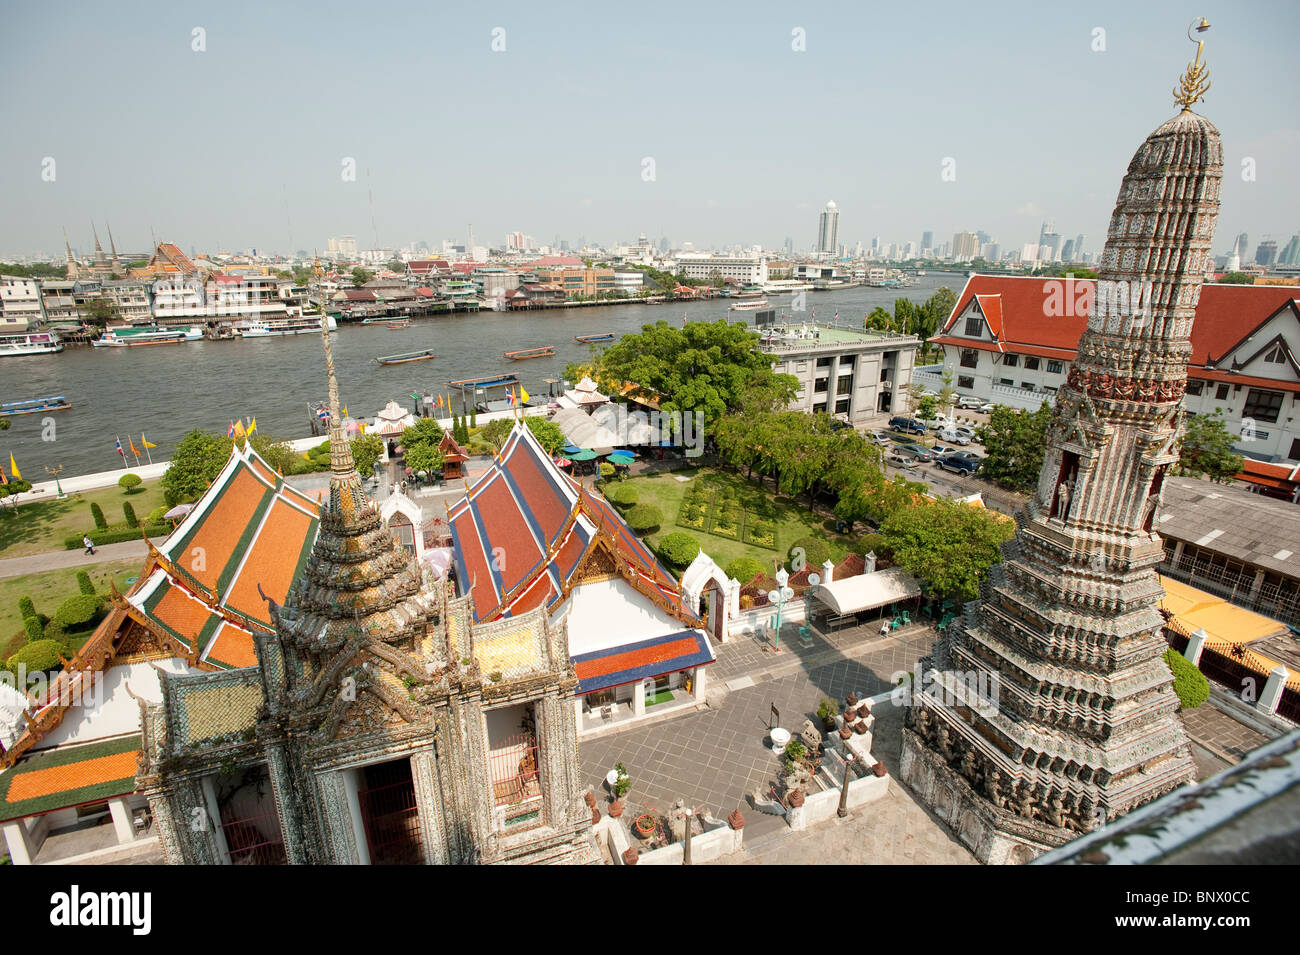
<box><xmin>83</xmin><ymin>535</ymin><xmax>96</xmax><ymax>555</ymax></box>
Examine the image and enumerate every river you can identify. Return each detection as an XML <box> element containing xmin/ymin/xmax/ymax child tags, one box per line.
<box><xmin>2</xmin><ymin>273</ymin><xmax>963</xmax><ymax>478</ymax></box>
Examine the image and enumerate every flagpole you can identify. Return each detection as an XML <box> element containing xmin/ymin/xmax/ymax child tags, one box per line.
<box><xmin>143</xmin><ymin>436</ymin><xmax>153</xmax><ymax>465</ymax></box>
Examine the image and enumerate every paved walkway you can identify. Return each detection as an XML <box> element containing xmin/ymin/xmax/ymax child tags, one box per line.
<box><xmin>1179</xmin><ymin>699</ymin><xmax>1275</xmax><ymax>766</ymax></box>
<box><xmin>0</xmin><ymin>537</ymin><xmax>165</xmax><ymax>579</ymax></box>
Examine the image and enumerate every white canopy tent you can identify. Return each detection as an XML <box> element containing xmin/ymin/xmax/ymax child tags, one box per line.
<box><xmin>813</xmin><ymin>567</ymin><xmax>921</xmax><ymax>616</ymax></box>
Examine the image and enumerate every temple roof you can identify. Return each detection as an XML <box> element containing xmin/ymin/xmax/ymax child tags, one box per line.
<box><xmin>124</xmin><ymin>441</ymin><xmax>320</xmax><ymax>665</ymax></box>
<box><xmin>448</xmin><ymin>423</ymin><xmax>694</xmax><ymax>625</ymax></box>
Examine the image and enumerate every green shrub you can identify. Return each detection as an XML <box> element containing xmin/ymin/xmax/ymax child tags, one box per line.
<box><xmin>118</xmin><ymin>473</ymin><xmax>142</xmax><ymax>493</ymax></box>
<box><xmin>43</xmin><ymin>620</ymin><xmax>66</xmax><ymax>644</ymax></box>
<box><xmin>53</xmin><ymin>594</ymin><xmax>103</xmax><ymax>630</ymax></box>
<box><xmin>123</xmin><ymin>502</ymin><xmax>139</xmax><ymax>528</ymax></box>
<box><xmin>725</xmin><ymin>557</ymin><xmax>765</xmax><ymax>583</ymax></box>
<box><xmin>1164</xmin><ymin>648</ymin><xmax>1210</xmax><ymax>709</ymax></box>
<box><xmin>64</xmin><ymin>523</ymin><xmax>170</xmax><ymax>549</ymax></box>
<box><xmin>17</xmin><ymin>596</ymin><xmax>35</xmax><ymax>621</ymax></box>
<box><xmin>816</xmin><ymin>697</ymin><xmax>839</xmax><ymax>728</ymax></box>
<box><xmin>23</xmin><ymin>616</ymin><xmax>43</xmax><ymax>642</ymax></box>
<box><xmin>604</xmin><ymin>483</ymin><xmax>638</xmax><ymax>507</ymax></box>
<box><xmin>147</xmin><ymin>505</ymin><xmax>169</xmax><ymax>523</ymax></box>
<box><xmin>745</xmin><ymin>522</ymin><xmax>777</xmax><ymax>550</ymax></box>
<box><xmin>788</xmin><ymin>536</ymin><xmax>830</xmax><ymax>572</ymax></box>
<box><xmin>658</xmin><ymin>532</ymin><xmax>700</xmax><ymax>568</ymax></box>
<box><xmin>599</xmin><ymin>462</ymin><xmax>615</xmax><ymax>480</ymax></box>
<box><xmin>90</xmin><ymin>502</ymin><xmax>107</xmax><ymax>530</ymax></box>
<box><xmin>7</xmin><ymin>640</ymin><xmax>65</xmax><ymax>675</ymax></box>
<box><xmin>625</xmin><ymin>504</ymin><xmax>663</xmax><ymax>533</ymax></box>
<box><xmin>77</xmin><ymin>571</ymin><xmax>95</xmax><ymax>595</ymax></box>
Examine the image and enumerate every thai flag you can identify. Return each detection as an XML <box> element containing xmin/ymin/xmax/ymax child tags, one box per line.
<box><xmin>227</xmin><ymin>421</ymin><xmax>236</xmax><ymax>437</ymax></box>
<box><xmin>317</xmin><ymin>406</ymin><xmax>330</xmax><ymax>420</ymax></box>
<box><xmin>115</xmin><ymin>438</ymin><xmax>125</xmax><ymax>458</ymax></box>
<box><xmin>507</xmin><ymin>390</ymin><xmax>516</xmax><ymax>407</ymax></box>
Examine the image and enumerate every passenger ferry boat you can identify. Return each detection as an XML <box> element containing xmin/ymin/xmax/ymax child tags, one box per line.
<box><xmin>92</xmin><ymin>326</ymin><xmax>191</xmax><ymax>347</ymax></box>
<box><xmin>387</xmin><ymin>318</ymin><xmax>412</xmax><ymax>329</ymax></box>
<box><xmin>0</xmin><ymin>330</ymin><xmax>63</xmax><ymax>356</ymax></box>
<box><xmin>0</xmin><ymin>395</ymin><xmax>71</xmax><ymax>416</ymax></box>
<box><xmin>728</xmin><ymin>298</ymin><xmax>769</xmax><ymax>311</ymax></box>
<box><xmin>241</xmin><ymin>315</ymin><xmax>338</xmax><ymax>338</ymax></box>
<box><xmin>502</xmin><ymin>345</ymin><xmax>556</xmax><ymax>360</ymax></box>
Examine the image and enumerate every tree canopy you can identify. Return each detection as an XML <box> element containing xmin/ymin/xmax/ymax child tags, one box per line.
<box><xmin>1176</xmin><ymin>410</ymin><xmax>1244</xmax><ymax>483</ymax></box>
<box><xmin>590</xmin><ymin>319</ymin><xmax>797</xmax><ymax>426</ymax></box>
<box><xmin>977</xmin><ymin>403</ymin><xmax>1053</xmax><ymax>492</ymax></box>
<box><xmin>879</xmin><ymin>500</ymin><xmax>1015</xmax><ymax>602</ymax></box>
<box><xmin>401</xmin><ymin>418</ymin><xmax>446</xmax><ymax>475</ymax></box>
<box><xmin>162</xmin><ymin>429</ymin><xmax>231</xmax><ymax>506</ymax></box>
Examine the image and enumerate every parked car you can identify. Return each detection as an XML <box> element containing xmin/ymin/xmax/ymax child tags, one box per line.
<box><xmin>885</xmin><ymin>451</ymin><xmax>918</xmax><ymax>470</ymax></box>
<box><xmin>937</xmin><ymin>426</ymin><xmax>971</xmax><ymax>446</ymax></box>
<box><xmin>898</xmin><ymin>443</ymin><xmax>934</xmax><ymax>463</ymax></box>
<box><xmin>955</xmin><ymin>395</ymin><xmax>984</xmax><ymax>410</ymax></box>
<box><xmin>977</xmin><ymin>402</ymin><xmax>996</xmax><ymax>414</ymax></box>
<box><xmin>871</xmin><ymin>431</ymin><xmax>894</xmax><ymax>447</ymax></box>
<box><xmin>936</xmin><ymin>451</ymin><xmax>981</xmax><ymax>475</ymax></box>
<box><xmin>920</xmin><ymin>415</ymin><xmax>952</xmax><ymax>431</ymax></box>
<box><xmin>889</xmin><ymin>416</ymin><xmax>927</xmax><ymax>435</ymax></box>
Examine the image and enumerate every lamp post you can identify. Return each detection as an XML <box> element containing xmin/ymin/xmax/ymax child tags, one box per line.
<box><xmin>767</xmin><ymin>567</ymin><xmax>794</xmax><ymax>652</ymax></box>
<box><xmin>44</xmin><ymin>465</ymin><xmax>66</xmax><ymax>500</ymax></box>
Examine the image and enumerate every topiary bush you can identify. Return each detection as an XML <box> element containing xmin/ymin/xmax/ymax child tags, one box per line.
<box><xmin>7</xmin><ymin>640</ymin><xmax>65</xmax><ymax>675</ymax></box>
<box><xmin>788</xmin><ymin>535</ymin><xmax>830</xmax><ymax>572</ymax></box>
<box><xmin>77</xmin><ymin>571</ymin><xmax>95</xmax><ymax>595</ymax></box>
<box><xmin>604</xmin><ymin>483</ymin><xmax>638</xmax><ymax>508</ymax></box>
<box><xmin>658</xmin><ymin>532</ymin><xmax>700</xmax><ymax>568</ymax></box>
<box><xmin>147</xmin><ymin>505</ymin><xmax>169</xmax><ymax>523</ymax></box>
<box><xmin>118</xmin><ymin>473</ymin><xmax>142</xmax><ymax>494</ymax></box>
<box><xmin>53</xmin><ymin>594</ymin><xmax>104</xmax><ymax>630</ymax></box>
<box><xmin>24</xmin><ymin>616</ymin><xmax>44</xmax><ymax>643</ymax></box>
<box><xmin>123</xmin><ymin>501</ymin><xmax>139</xmax><ymax>528</ymax></box>
<box><xmin>625</xmin><ymin>504</ymin><xmax>663</xmax><ymax>533</ymax></box>
<box><xmin>90</xmin><ymin>502</ymin><xmax>107</xmax><ymax>530</ymax></box>
<box><xmin>1164</xmin><ymin>648</ymin><xmax>1210</xmax><ymax>709</ymax></box>
<box><xmin>18</xmin><ymin>596</ymin><xmax>35</xmax><ymax>621</ymax></box>
<box><xmin>725</xmin><ymin>556</ymin><xmax>766</xmax><ymax>583</ymax></box>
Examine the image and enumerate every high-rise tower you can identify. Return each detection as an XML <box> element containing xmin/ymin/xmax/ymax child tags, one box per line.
<box><xmin>817</xmin><ymin>201</ymin><xmax>839</xmax><ymax>255</ymax></box>
<box><xmin>901</xmin><ymin>23</ymin><xmax>1222</xmax><ymax>864</ymax></box>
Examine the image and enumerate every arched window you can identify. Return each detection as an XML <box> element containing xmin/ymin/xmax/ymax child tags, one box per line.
<box><xmin>388</xmin><ymin>512</ymin><xmax>415</xmax><ymax>555</ymax></box>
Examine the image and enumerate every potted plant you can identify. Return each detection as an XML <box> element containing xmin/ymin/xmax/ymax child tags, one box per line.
<box><xmin>816</xmin><ymin>697</ymin><xmax>838</xmax><ymax>731</ymax></box>
<box><xmin>634</xmin><ymin>813</ymin><xmax>657</xmax><ymax>839</ymax></box>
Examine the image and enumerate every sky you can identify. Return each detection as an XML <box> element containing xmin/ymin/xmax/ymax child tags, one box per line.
<box><xmin>2</xmin><ymin>0</ymin><xmax>1297</xmax><ymax>260</ymax></box>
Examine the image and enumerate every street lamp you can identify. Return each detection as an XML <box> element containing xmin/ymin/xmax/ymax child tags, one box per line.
<box><xmin>44</xmin><ymin>465</ymin><xmax>66</xmax><ymax>500</ymax></box>
<box><xmin>767</xmin><ymin>567</ymin><xmax>795</xmax><ymax>652</ymax></box>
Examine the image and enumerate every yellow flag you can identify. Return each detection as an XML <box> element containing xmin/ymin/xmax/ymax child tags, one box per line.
<box><xmin>247</xmin><ymin>416</ymin><xmax>258</xmax><ymax>435</ymax></box>
<box><xmin>8</xmin><ymin>453</ymin><xmax>19</xmax><ymax>480</ymax></box>
<box><xmin>358</xmin><ymin>421</ymin><xmax>367</xmax><ymax>433</ymax></box>
<box><xmin>519</xmin><ymin>387</ymin><xmax>530</xmax><ymax>403</ymax></box>
<box><xmin>342</xmin><ymin>406</ymin><xmax>349</xmax><ymax>419</ymax></box>
<box><xmin>142</xmin><ymin>434</ymin><xmax>157</xmax><ymax>449</ymax></box>
<box><xmin>234</xmin><ymin>419</ymin><xmax>246</xmax><ymax>439</ymax></box>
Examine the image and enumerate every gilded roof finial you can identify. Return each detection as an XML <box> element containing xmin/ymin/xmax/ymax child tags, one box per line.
<box><xmin>1174</xmin><ymin>17</ymin><xmax>1212</xmax><ymax>111</ymax></box>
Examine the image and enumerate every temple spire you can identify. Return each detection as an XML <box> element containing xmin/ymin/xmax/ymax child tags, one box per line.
<box><xmin>318</xmin><ymin>295</ymin><xmax>357</xmax><ymax>479</ymax></box>
<box><xmin>1174</xmin><ymin>17</ymin><xmax>1212</xmax><ymax>111</ymax></box>
<box><xmin>92</xmin><ymin>222</ymin><xmax>103</xmax><ymax>253</ymax></box>
<box><xmin>107</xmin><ymin>222</ymin><xmax>120</xmax><ymax>268</ymax></box>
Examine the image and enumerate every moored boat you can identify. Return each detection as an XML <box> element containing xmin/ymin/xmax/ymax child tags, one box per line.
<box><xmin>574</xmin><ymin>333</ymin><xmax>615</xmax><ymax>344</ymax></box>
<box><xmin>448</xmin><ymin>373</ymin><xmax>519</xmax><ymax>388</ymax></box>
<box><xmin>375</xmin><ymin>349</ymin><xmax>436</xmax><ymax>366</ymax></box>
<box><xmin>728</xmin><ymin>298</ymin><xmax>768</xmax><ymax>311</ymax></box>
<box><xmin>0</xmin><ymin>395</ymin><xmax>71</xmax><ymax>416</ymax></box>
<box><xmin>0</xmin><ymin>331</ymin><xmax>62</xmax><ymax>356</ymax></box>
<box><xmin>241</xmin><ymin>315</ymin><xmax>337</xmax><ymax>338</ymax></box>
<box><xmin>387</xmin><ymin>319</ymin><xmax>412</xmax><ymax>329</ymax></box>
<box><xmin>502</xmin><ymin>345</ymin><xmax>556</xmax><ymax>360</ymax></box>
<box><xmin>92</xmin><ymin>327</ymin><xmax>186</xmax><ymax>347</ymax></box>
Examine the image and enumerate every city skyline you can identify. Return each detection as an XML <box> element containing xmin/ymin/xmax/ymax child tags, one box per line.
<box><xmin>2</xmin><ymin>2</ymin><xmax>1297</xmax><ymax>260</ymax></box>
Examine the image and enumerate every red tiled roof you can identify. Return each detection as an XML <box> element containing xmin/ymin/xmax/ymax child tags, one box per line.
<box><xmin>936</xmin><ymin>274</ymin><xmax>1300</xmax><ymax>370</ymax></box>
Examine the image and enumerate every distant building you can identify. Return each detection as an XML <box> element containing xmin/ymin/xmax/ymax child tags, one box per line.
<box><xmin>921</xmin><ymin>231</ymin><xmax>934</xmax><ymax>254</ymax></box>
<box><xmin>817</xmin><ymin>201</ymin><xmax>840</xmax><ymax>255</ymax></box>
<box><xmin>951</xmin><ymin>232</ymin><xmax>979</xmax><ymax>260</ymax></box>
<box><xmin>759</xmin><ymin>323</ymin><xmax>920</xmax><ymax>425</ymax></box>
<box><xmin>0</xmin><ymin>276</ymin><xmax>45</xmax><ymax>332</ymax></box>
<box><xmin>675</xmin><ymin>253</ymin><xmax>768</xmax><ymax>285</ymax></box>
<box><xmin>1256</xmin><ymin>240</ymin><xmax>1278</xmax><ymax>267</ymax></box>
<box><xmin>532</xmin><ymin>267</ymin><xmax>616</xmax><ymax>298</ymax></box>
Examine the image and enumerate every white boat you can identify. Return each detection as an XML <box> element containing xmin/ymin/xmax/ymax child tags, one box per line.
<box><xmin>728</xmin><ymin>299</ymin><xmax>769</xmax><ymax>311</ymax></box>
<box><xmin>241</xmin><ymin>315</ymin><xmax>338</xmax><ymax>338</ymax></box>
<box><xmin>92</xmin><ymin>327</ymin><xmax>187</xmax><ymax>347</ymax></box>
<box><xmin>0</xmin><ymin>330</ymin><xmax>62</xmax><ymax>356</ymax></box>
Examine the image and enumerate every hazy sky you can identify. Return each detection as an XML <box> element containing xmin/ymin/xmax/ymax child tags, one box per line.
<box><xmin>3</xmin><ymin>0</ymin><xmax>1297</xmax><ymax>259</ymax></box>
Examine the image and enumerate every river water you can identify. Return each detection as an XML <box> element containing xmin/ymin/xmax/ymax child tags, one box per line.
<box><xmin>3</xmin><ymin>273</ymin><xmax>962</xmax><ymax>478</ymax></box>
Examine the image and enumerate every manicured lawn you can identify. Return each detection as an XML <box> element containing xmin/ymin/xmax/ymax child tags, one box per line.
<box><xmin>0</xmin><ymin>480</ymin><xmax>166</xmax><ymax>559</ymax></box>
<box><xmin>0</xmin><ymin>560</ymin><xmax>140</xmax><ymax>663</ymax></box>
<box><xmin>615</xmin><ymin>467</ymin><xmax>863</xmax><ymax>575</ymax></box>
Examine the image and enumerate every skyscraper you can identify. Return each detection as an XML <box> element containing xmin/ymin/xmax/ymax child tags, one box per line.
<box><xmin>1279</xmin><ymin>233</ymin><xmax>1300</xmax><ymax>267</ymax></box>
<box><xmin>1235</xmin><ymin>232</ymin><xmax>1250</xmax><ymax>264</ymax></box>
<box><xmin>817</xmin><ymin>201</ymin><xmax>840</xmax><ymax>255</ymax></box>
<box><xmin>1254</xmin><ymin>240</ymin><xmax>1278</xmax><ymax>267</ymax></box>
<box><xmin>922</xmin><ymin>231</ymin><xmax>934</xmax><ymax>253</ymax></box>
<box><xmin>951</xmin><ymin>232</ymin><xmax>979</xmax><ymax>260</ymax></box>
<box><xmin>1074</xmin><ymin>233</ymin><xmax>1086</xmax><ymax>261</ymax></box>
<box><xmin>902</xmin><ymin>48</ymin><xmax>1221</xmax><ymax>864</ymax></box>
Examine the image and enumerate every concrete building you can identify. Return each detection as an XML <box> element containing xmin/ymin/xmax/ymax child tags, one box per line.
<box><xmin>0</xmin><ymin>276</ymin><xmax>46</xmax><ymax>332</ymax></box>
<box><xmin>951</xmin><ymin>232</ymin><xmax>979</xmax><ymax>260</ymax></box>
<box><xmin>674</xmin><ymin>253</ymin><xmax>768</xmax><ymax>285</ymax></box>
<box><xmin>37</xmin><ymin>281</ymin><xmax>80</xmax><ymax>327</ymax></box>
<box><xmin>817</xmin><ymin>201</ymin><xmax>840</xmax><ymax>255</ymax></box>
<box><xmin>759</xmin><ymin>323</ymin><xmax>919</xmax><ymax>425</ymax></box>
<box><xmin>928</xmin><ymin>275</ymin><xmax>1300</xmax><ymax>464</ymax></box>
<box><xmin>99</xmin><ymin>279</ymin><xmax>152</xmax><ymax>324</ymax></box>
<box><xmin>532</xmin><ymin>267</ymin><xmax>617</xmax><ymax>299</ymax></box>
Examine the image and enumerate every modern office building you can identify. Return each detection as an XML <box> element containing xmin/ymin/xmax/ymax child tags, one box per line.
<box><xmin>951</xmin><ymin>232</ymin><xmax>979</xmax><ymax>260</ymax></box>
<box><xmin>817</xmin><ymin>201</ymin><xmax>840</xmax><ymax>255</ymax></box>
<box><xmin>674</xmin><ymin>254</ymin><xmax>768</xmax><ymax>285</ymax></box>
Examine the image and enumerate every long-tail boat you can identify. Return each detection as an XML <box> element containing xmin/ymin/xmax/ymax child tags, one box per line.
<box><xmin>374</xmin><ymin>349</ymin><xmax>436</xmax><ymax>366</ymax></box>
<box><xmin>573</xmin><ymin>333</ymin><xmax>615</xmax><ymax>344</ymax></box>
<box><xmin>0</xmin><ymin>395</ymin><xmax>72</xmax><ymax>416</ymax></box>
<box><xmin>502</xmin><ymin>345</ymin><xmax>556</xmax><ymax>360</ymax></box>
<box><xmin>387</xmin><ymin>318</ymin><xmax>412</xmax><ymax>329</ymax></box>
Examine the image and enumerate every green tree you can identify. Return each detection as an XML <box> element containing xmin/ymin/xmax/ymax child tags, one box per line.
<box><xmin>479</xmin><ymin>417</ymin><xmax>513</xmax><ymax>451</ymax></box>
<box><xmin>162</xmin><ymin>429</ymin><xmax>232</xmax><ymax>506</ymax></box>
<box><xmin>351</xmin><ymin>266</ymin><xmax>374</xmax><ymax>287</ymax></box>
<box><xmin>386</xmin><ymin>259</ymin><xmax>406</xmax><ymax>274</ymax></box>
<box><xmin>938</xmin><ymin>370</ymin><xmax>956</xmax><ymax>411</ymax></box>
<box><xmin>401</xmin><ymin>418</ymin><xmax>447</xmax><ymax>476</ymax></box>
<box><xmin>977</xmin><ymin>403</ymin><xmax>1053</xmax><ymax>492</ymax></box>
<box><xmin>724</xmin><ymin>556</ymin><xmax>765</xmax><ymax>583</ymax></box>
<box><xmin>865</xmin><ymin>306</ymin><xmax>892</xmax><ymax>331</ymax></box>
<box><xmin>350</xmin><ymin>433</ymin><xmax>384</xmax><ymax>478</ymax></box>
<box><xmin>917</xmin><ymin>286</ymin><xmax>958</xmax><ymax>343</ymax></box>
<box><xmin>1176</xmin><ymin>410</ymin><xmax>1244</xmax><ymax>483</ymax></box>
<box><xmin>402</xmin><ymin>418</ymin><xmax>445</xmax><ymax>450</ymax></box>
<box><xmin>706</xmin><ymin>269</ymin><xmax>724</xmax><ymax>288</ymax></box>
<box><xmin>658</xmin><ymin>532</ymin><xmax>700</xmax><ymax>568</ymax></box>
<box><xmin>894</xmin><ymin>298</ymin><xmax>918</xmax><ymax>336</ymax></box>
<box><xmin>880</xmin><ymin>500</ymin><xmax>1015</xmax><ymax>602</ymax></box>
<box><xmin>525</xmin><ymin>417</ymin><xmax>567</xmax><ymax>454</ymax></box>
<box><xmin>625</xmin><ymin>504</ymin><xmax>663</xmax><ymax>532</ymax></box>
<box><xmin>82</xmin><ymin>297</ymin><xmax>120</xmax><ymax>327</ymax></box>
<box><xmin>404</xmin><ymin>442</ymin><xmax>444</xmax><ymax>475</ymax></box>
<box><xmin>916</xmin><ymin>395</ymin><xmax>938</xmax><ymax>420</ymax></box>
<box><xmin>1216</xmin><ymin>272</ymin><xmax>1254</xmax><ymax>285</ymax></box>
<box><xmin>118</xmin><ymin>473</ymin><xmax>142</xmax><ymax>494</ymax></box>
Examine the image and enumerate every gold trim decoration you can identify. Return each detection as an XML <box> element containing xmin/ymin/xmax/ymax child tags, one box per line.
<box><xmin>1174</xmin><ymin>17</ymin><xmax>1211</xmax><ymax>110</ymax></box>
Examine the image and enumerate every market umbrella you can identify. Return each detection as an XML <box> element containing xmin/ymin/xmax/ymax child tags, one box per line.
<box><xmin>163</xmin><ymin>504</ymin><xmax>194</xmax><ymax>520</ymax></box>
<box><xmin>592</xmin><ymin>446</ymin><xmax>614</xmax><ymax>457</ymax></box>
<box><xmin>610</xmin><ymin>449</ymin><xmax>637</xmax><ymax>458</ymax></box>
<box><xmin>568</xmin><ymin>449</ymin><xmax>598</xmax><ymax>461</ymax></box>
<box><xmin>561</xmin><ymin>444</ymin><xmax>582</xmax><ymax>454</ymax></box>
<box><xmin>552</xmin><ymin>457</ymin><xmax>572</xmax><ymax>468</ymax></box>
<box><xmin>608</xmin><ymin>452</ymin><xmax>635</xmax><ymax>466</ymax></box>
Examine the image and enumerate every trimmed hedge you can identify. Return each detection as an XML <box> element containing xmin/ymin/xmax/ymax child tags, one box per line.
<box><xmin>123</xmin><ymin>502</ymin><xmax>139</xmax><ymax>528</ymax></box>
<box><xmin>77</xmin><ymin>571</ymin><xmax>95</xmax><ymax>595</ymax></box>
<box><xmin>53</xmin><ymin>594</ymin><xmax>103</xmax><ymax>629</ymax></box>
<box><xmin>1164</xmin><ymin>648</ymin><xmax>1210</xmax><ymax>709</ymax></box>
<box><xmin>90</xmin><ymin>502</ymin><xmax>107</xmax><ymax>530</ymax></box>
<box><xmin>603</xmin><ymin>483</ymin><xmax>638</xmax><ymax>507</ymax></box>
<box><xmin>118</xmin><ymin>473</ymin><xmax>142</xmax><ymax>493</ymax></box>
<box><xmin>725</xmin><ymin>556</ymin><xmax>766</xmax><ymax>584</ymax></box>
<box><xmin>658</xmin><ymin>532</ymin><xmax>700</xmax><ymax>568</ymax></box>
<box><xmin>625</xmin><ymin>504</ymin><xmax>663</xmax><ymax>533</ymax></box>
<box><xmin>17</xmin><ymin>596</ymin><xmax>35</xmax><ymax>620</ymax></box>
<box><xmin>788</xmin><ymin>536</ymin><xmax>830</xmax><ymax>572</ymax></box>
<box><xmin>7</xmin><ymin>640</ymin><xmax>65</xmax><ymax>675</ymax></box>
<box><xmin>24</xmin><ymin>616</ymin><xmax>43</xmax><ymax>642</ymax></box>
<box><xmin>65</xmin><ymin>523</ymin><xmax>171</xmax><ymax>549</ymax></box>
